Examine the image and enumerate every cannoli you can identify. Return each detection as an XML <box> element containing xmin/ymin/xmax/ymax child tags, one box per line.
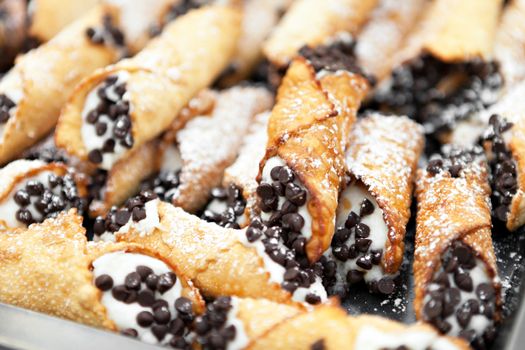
<box><xmin>216</xmin><ymin>0</ymin><xmax>291</xmax><ymax>87</ymax></box>
<box><xmin>262</xmin><ymin>0</ymin><xmax>379</xmax><ymax>68</ymax></box>
<box><xmin>0</xmin><ymin>159</ymin><xmax>87</xmax><ymax>229</ymax></box>
<box><xmin>414</xmin><ymin>146</ymin><xmax>502</xmax><ymax>348</ymax></box>
<box><xmin>321</xmin><ymin>114</ymin><xmax>424</xmax><ymax>296</ymax></box>
<box><xmin>0</xmin><ymin>211</ymin><xmax>205</xmax><ymax>347</ymax></box>
<box><xmin>0</xmin><ymin>0</ymin><xmax>172</xmax><ymax>165</ymax></box>
<box><xmin>102</xmin><ymin>196</ymin><xmax>327</xmax><ymax>305</ymax></box>
<box><xmin>494</xmin><ymin>0</ymin><xmax>525</xmax><ymax>89</ymax></box>
<box><xmin>202</xmin><ymin>111</ymin><xmax>271</xmax><ymax>229</ymax></box>
<box><xmin>140</xmin><ymin>85</ymin><xmax>273</xmax><ymax>215</ymax></box>
<box><xmin>355</xmin><ymin>0</ymin><xmax>427</xmax><ymax>82</ymax></box>
<box><xmin>482</xmin><ymin>114</ymin><xmax>525</xmax><ymax>231</ymax></box>
<box><xmin>255</xmin><ymin>57</ymin><xmax>369</xmax><ymax>264</ymax></box>
<box><xmin>55</xmin><ymin>4</ymin><xmax>241</xmax><ymax>172</ymax></box>
<box><xmin>372</xmin><ymin>0</ymin><xmax>503</xmax><ymax>139</ymax></box>
<box><xmin>0</xmin><ymin>0</ymin><xmax>27</xmax><ymax>71</ymax></box>
<box><xmin>27</xmin><ymin>0</ymin><xmax>99</xmax><ymax>43</ymax></box>
<box><xmin>248</xmin><ymin>303</ymin><xmax>470</xmax><ymax>350</ymax></box>
<box><xmin>193</xmin><ymin>296</ymin><xmax>302</xmax><ymax>349</ymax></box>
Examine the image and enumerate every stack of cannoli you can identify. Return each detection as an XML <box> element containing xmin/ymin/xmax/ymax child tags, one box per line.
<box><xmin>321</xmin><ymin>114</ymin><xmax>424</xmax><ymax>295</ymax></box>
<box><xmin>415</xmin><ymin>146</ymin><xmax>502</xmax><ymax>348</ymax></box>
<box><xmin>372</xmin><ymin>0</ymin><xmax>503</xmax><ymax>140</ymax></box>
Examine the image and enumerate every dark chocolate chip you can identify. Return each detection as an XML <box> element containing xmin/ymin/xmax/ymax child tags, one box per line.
<box><xmin>121</xmin><ymin>328</ymin><xmax>138</xmax><ymax>337</ymax></box>
<box><xmin>346</xmin><ymin>269</ymin><xmax>364</xmax><ymax>284</ymax></box>
<box><xmin>359</xmin><ymin>198</ymin><xmax>374</xmax><ymax>216</ymax></box>
<box><xmin>278</xmin><ymin>166</ymin><xmax>295</xmax><ymax>183</ymax></box>
<box><xmin>345</xmin><ymin>211</ymin><xmax>359</xmax><ymax>228</ymax></box>
<box><xmin>137</xmin><ymin>290</ymin><xmax>155</xmax><ymax>307</ymax></box>
<box><xmin>305</xmin><ymin>293</ymin><xmax>321</xmax><ymax>305</ymax></box>
<box><xmin>151</xmin><ymin>324</ymin><xmax>168</xmax><ymax>341</ymax></box>
<box><xmin>175</xmin><ymin>297</ymin><xmax>192</xmax><ymax>314</ymax></box>
<box><xmin>88</xmin><ymin>149</ymin><xmax>103</xmax><ymax>164</ymax></box>
<box><xmin>356</xmin><ymin>255</ymin><xmax>372</xmax><ymax>270</ymax></box>
<box><xmin>153</xmin><ymin>306</ymin><xmax>171</xmax><ymax>325</ymax></box>
<box><xmin>377</xmin><ymin>277</ymin><xmax>395</xmax><ymax>295</ymax></box>
<box><xmin>157</xmin><ymin>272</ymin><xmax>177</xmax><ymax>294</ymax></box>
<box><xmin>476</xmin><ymin>283</ymin><xmax>495</xmax><ymax>301</ymax></box>
<box><xmin>424</xmin><ymin>298</ymin><xmax>443</xmax><ymax>320</ymax></box>
<box><xmin>454</xmin><ymin>271</ymin><xmax>474</xmax><ymax>292</ymax></box>
<box><xmin>354</xmin><ymin>223</ymin><xmax>370</xmax><ymax>238</ymax></box>
<box><xmin>137</xmin><ymin>311</ymin><xmax>154</xmax><ymax>327</ymax></box>
<box><xmin>124</xmin><ymin>272</ymin><xmax>141</xmax><ymax>290</ymax></box>
<box><xmin>146</xmin><ymin>274</ymin><xmax>159</xmax><ymax>290</ymax></box>
<box><xmin>94</xmin><ymin>274</ymin><xmax>113</xmax><ymax>291</ymax></box>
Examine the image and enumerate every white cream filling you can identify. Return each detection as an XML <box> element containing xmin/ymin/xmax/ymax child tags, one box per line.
<box><xmin>354</xmin><ymin>325</ymin><xmax>459</xmax><ymax>350</ymax></box>
<box><xmin>236</xmin><ymin>230</ymin><xmax>327</xmax><ymax>304</ymax></box>
<box><xmin>0</xmin><ymin>170</ymin><xmax>63</xmax><ymax>228</ymax></box>
<box><xmin>424</xmin><ymin>259</ymin><xmax>492</xmax><ymax>338</ymax></box>
<box><xmin>260</xmin><ymin>156</ymin><xmax>312</xmax><ymax>239</ymax></box>
<box><xmin>92</xmin><ymin>251</ymin><xmax>183</xmax><ymax>345</ymax></box>
<box><xmin>326</xmin><ymin>181</ymin><xmax>390</xmax><ymax>285</ymax></box>
<box><xmin>224</xmin><ymin>298</ymin><xmax>249</xmax><ymax>350</ymax></box>
<box><xmin>81</xmin><ymin>72</ymin><xmax>131</xmax><ymax>170</ymax></box>
<box><xmin>161</xmin><ymin>144</ymin><xmax>183</xmax><ymax>173</ymax></box>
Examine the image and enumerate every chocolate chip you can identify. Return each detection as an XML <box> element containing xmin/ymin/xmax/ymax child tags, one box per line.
<box><xmin>278</xmin><ymin>166</ymin><xmax>295</xmax><ymax>183</ymax></box>
<box><xmin>454</xmin><ymin>271</ymin><xmax>473</xmax><ymax>292</ymax></box>
<box><xmin>427</xmin><ymin>159</ymin><xmax>444</xmax><ymax>175</ymax></box>
<box><xmin>94</xmin><ymin>274</ymin><xmax>113</xmax><ymax>291</ymax></box>
<box><xmin>132</xmin><ymin>206</ymin><xmax>146</xmax><ymax>221</ymax></box>
<box><xmin>157</xmin><ymin>272</ymin><xmax>177</xmax><ymax>294</ymax></box>
<box><xmin>292</xmin><ymin>236</ymin><xmax>306</xmax><ymax>254</ymax></box>
<box><xmin>151</xmin><ymin>325</ymin><xmax>168</xmax><ymax>341</ymax></box>
<box><xmin>16</xmin><ymin>209</ymin><xmax>33</xmax><ymax>225</ymax></box>
<box><xmin>360</xmin><ymin>199</ymin><xmax>374</xmax><ymax>216</ymax></box>
<box><xmin>444</xmin><ymin>257</ymin><xmax>459</xmax><ymax>273</ymax></box>
<box><xmin>371</xmin><ymin>249</ymin><xmax>382</xmax><ymax>265</ymax></box>
<box><xmin>246</xmin><ymin>226</ymin><xmax>262</xmax><ymax>242</ymax></box>
<box><xmin>346</xmin><ymin>269</ymin><xmax>364</xmax><ymax>284</ymax></box>
<box><xmin>95</xmin><ymin>122</ymin><xmax>107</xmax><ymax>136</ymax></box>
<box><xmin>424</xmin><ymin>298</ymin><xmax>442</xmax><ymax>320</ymax></box>
<box><xmin>102</xmin><ymin>139</ymin><xmax>115</xmax><ymax>153</ymax></box>
<box><xmin>153</xmin><ymin>306</ymin><xmax>171</xmax><ymax>324</ymax></box>
<box><xmin>305</xmin><ymin>293</ymin><xmax>321</xmax><ymax>305</ymax></box>
<box><xmin>124</xmin><ymin>272</ymin><xmax>141</xmax><ymax>290</ymax></box>
<box><xmin>377</xmin><ymin>277</ymin><xmax>395</xmax><ymax>294</ymax></box>
<box><xmin>449</xmin><ymin>164</ymin><xmax>462</xmax><ymax>177</ymax></box>
<box><xmin>136</xmin><ymin>290</ymin><xmax>155</xmax><ymax>307</ymax></box>
<box><xmin>88</xmin><ymin>149</ymin><xmax>103</xmax><ymax>164</ymax></box>
<box><xmin>354</xmin><ymin>223</ymin><xmax>370</xmax><ymax>238</ymax></box>
<box><xmin>311</xmin><ymin>339</ymin><xmax>325</xmax><ymax>350</ymax></box>
<box><xmin>115</xmin><ymin>209</ymin><xmax>131</xmax><ymax>226</ymax></box>
<box><xmin>170</xmin><ymin>318</ymin><xmax>186</xmax><ymax>336</ymax></box>
<box><xmin>356</xmin><ymin>255</ymin><xmax>372</xmax><ymax>270</ymax></box>
<box><xmin>435</xmin><ymin>271</ymin><xmax>450</xmax><ymax>287</ymax></box>
<box><xmin>121</xmin><ymin>328</ymin><xmax>138</xmax><ymax>337</ymax></box>
<box><xmin>14</xmin><ymin>190</ymin><xmax>31</xmax><ymax>206</ymax></box>
<box><xmin>355</xmin><ymin>238</ymin><xmax>372</xmax><ymax>253</ymax></box>
<box><xmin>136</xmin><ymin>310</ymin><xmax>154</xmax><ymax>327</ymax></box>
<box><xmin>146</xmin><ymin>274</ymin><xmax>159</xmax><ymax>290</ymax></box>
<box><xmin>456</xmin><ymin>305</ymin><xmax>472</xmax><ymax>328</ymax></box>
<box><xmin>333</xmin><ymin>245</ymin><xmax>349</xmax><ymax>261</ymax></box>
<box><xmin>270</xmin><ymin>166</ymin><xmax>282</xmax><ymax>181</ymax></box>
<box><xmin>256</xmin><ymin>183</ymin><xmax>274</xmax><ymax>200</ymax></box>
<box><xmin>476</xmin><ymin>283</ymin><xmax>495</xmax><ymax>301</ymax></box>
<box><xmin>175</xmin><ymin>297</ymin><xmax>192</xmax><ymax>314</ymax></box>
<box><xmin>93</xmin><ymin>217</ymin><xmax>106</xmax><ymax>235</ymax></box>
<box><xmin>345</xmin><ymin>211</ymin><xmax>359</xmax><ymax>228</ymax></box>
<box><xmin>453</xmin><ymin>245</ymin><xmax>474</xmax><ymax>265</ymax></box>
<box><xmin>26</xmin><ymin>181</ymin><xmax>44</xmax><ymax>196</ymax></box>
<box><xmin>285</xmin><ymin>183</ymin><xmax>307</xmax><ymax>206</ymax></box>
<box><xmin>282</xmin><ymin>213</ymin><xmax>305</xmax><ymax>232</ymax></box>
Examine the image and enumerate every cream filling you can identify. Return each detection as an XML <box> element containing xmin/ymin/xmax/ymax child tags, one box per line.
<box><xmin>81</xmin><ymin>72</ymin><xmax>131</xmax><ymax>170</ymax></box>
<box><xmin>92</xmin><ymin>251</ymin><xmax>183</xmax><ymax>345</ymax></box>
<box><xmin>160</xmin><ymin>143</ymin><xmax>183</xmax><ymax>173</ymax></box>
<box><xmin>225</xmin><ymin>298</ymin><xmax>249</xmax><ymax>350</ymax></box>
<box><xmin>327</xmin><ymin>182</ymin><xmax>390</xmax><ymax>284</ymax></box>
<box><xmin>236</xmin><ymin>230</ymin><xmax>327</xmax><ymax>304</ymax></box>
<box><xmin>354</xmin><ymin>325</ymin><xmax>460</xmax><ymax>350</ymax></box>
<box><xmin>0</xmin><ymin>170</ymin><xmax>62</xmax><ymax>228</ymax></box>
<box><xmin>260</xmin><ymin>156</ymin><xmax>312</xmax><ymax>239</ymax></box>
<box><xmin>424</xmin><ymin>259</ymin><xmax>493</xmax><ymax>338</ymax></box>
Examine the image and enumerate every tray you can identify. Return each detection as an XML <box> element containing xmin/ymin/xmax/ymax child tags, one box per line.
<box><xmin>0</xmin><ymin>223</ymin><xmax>524</xmax><ymax>349</ymax></box>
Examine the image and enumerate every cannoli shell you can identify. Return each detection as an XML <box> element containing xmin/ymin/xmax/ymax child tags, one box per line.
<box><xmin>0</xmin><ymin>210</ymin><xmax>204</xmax><ymax>329</ymax></box>
<box><xmin>506</xmin><ymin>118</ymin><xmax>525</xmax><ymax>231</ymax></box>
<box><xmin>263</xmin><ymin>0</ymin><xmax>379</xmax><ymax>67</ymax></box>
<box><xmin>261</xmin><ymin>58</ymin><xmax>368</xmax><ymax>262</ymax></box>
<box><xmin>414</xmin><ymin>159</ymin><xmax>501</xmax><ymax>320</ymax></box>
<box><xmin>0</xmin><ymin>4</ymin><xmax>121</xmax><ymax>165</ymax></box>
<box><xmin>116</xmin><ymin>201</ymin><xmax>297</xmax><ymax>304</ymax></box>
<box><xmin>172</xmin><ymin>86</ymin><xmax>273</xmax><ymax>213</ymax></box>
<box><xmin>248</xmin><ymin>302</ymin><xmax>470</xmax><ymax>350</ymax></box>
<box><xmin>28</xmin><ymin>0</ymin><xmax>99</xmax><ymax>42</ymax></box>
<box><xmin>394</xmin><ymin>0</ymin><xmax>502</xmax><ymax>65</ymax></box>
<box><xmin>56</xmin><ymin>5</ymin><xmax>241</xmax><ymax>164</ymax></box>
<box><xmin>345</xmin><ymin>115</ymin><xmax>424</xmax><ymax>274</ymax></box>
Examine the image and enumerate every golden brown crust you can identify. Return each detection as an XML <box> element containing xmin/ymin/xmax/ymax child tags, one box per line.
<box><xmin>116</xmin><ymin>201</ymin><xmax>298</xmax><ymax>304</ymax></box>
<box><xmin>28</xmin><ymin>0</ymin><xmax>99</xmax><ymax>42</ymax></box>
<box><xmin>507</xmin><ymin>118</ymin><xmax>525</xmax><ymax>231</ymax></box>
<box><xmin>345</xmin><ymin>115</ymin><xmax>424</xmax><ymax>274</ymax></box>
<box><xmin>414</xmin><ymin>159</ymin><xmax>501</xmax><ymax>321</ymax></box>
<box><xmin>0</xmin><ymin>210</ymin><xmax>204</xmax><ymax>329</ymax></box>
<box><xmin>260</xmin><ymin>58</ymin><xmax>368</xmax><ymax>262</ymax></box>
<box><xmin>394</xmin><ymin>0</ymin><xmax>502</xmax><ymax>65</ymax></box>
<box><xmin>56</xmin><ymin>5</ymin><xmax>241</xmax><ymax>165</ymax></box>
<box><xmin>0</xmin><ymin>4</ymin><xmax>122</xmax><ymax>165</ymax></box>
<box><xmin>263</xmin><ymin>0</ymin><xmax>379</xmax><ymax>67</ymax></box>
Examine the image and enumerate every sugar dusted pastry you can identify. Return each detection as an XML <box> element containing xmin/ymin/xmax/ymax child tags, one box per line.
<box><xmin>202</xmin><ymin>111</ymin><xmax>271</xmax><ymax>228</ymax></box>
<box><xmin>248</xmin><ymin>303</ymin><xmax>470</xmax><ymax>350</ymax></box>
<box><xmin>415</xmin><ymin>147</ymin><xmax>501</xmax><ymax>348</ymax></box>
<box><xmin>56</xmin><ymin>4</ymin><xmax>241</xmax><ymax>173</ymax></box>
<box><xmin>0</xmin><ymin>1</ymin><xmax>173</xmax><ymax>165</ymax></box>
<box><xmin>0</xmin><ymin>211</ymin><xmax>204</xmax><ymax>347</ymax></box>
<box><xmin>373</xmin><ymin>0</ymin><xmax>503</xmax><ymax>137</ymax></box>
<box><xmin>0</xmin><ymin>0</ymin><xmax>26</xmax><ymax>70</ymax></box>
<box><xmin>263</xmin><ymin>0</ymin><xmax>378</xmax><ymax>68</ymax></box>
<box><xmin>0</xmin><ymin>159</ymin><xmax>87</xmax><ymax>229</ymax></box>
<box><xmin>106</xmin><ymin>197</ymin><xmax>326</xmax><ymax>305</ymax></box>
<box><xmin>254</xmin><ymin>57</ymin><xmax>369</xmax><ymax>264</ymax></box>
<box><xmin>321</xmin><ymin>114</ymin><xmax>424</xmax><ymax>296</ymax></box>
<box><xmin>141</xmin><ymin>86</ymin><xmax>273</xmax><ymax>215</ymax></box>
<box><xmin>355</xmin><ymin>0</ymin><xmax>428</xmax><ymax>82</ymax></box>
